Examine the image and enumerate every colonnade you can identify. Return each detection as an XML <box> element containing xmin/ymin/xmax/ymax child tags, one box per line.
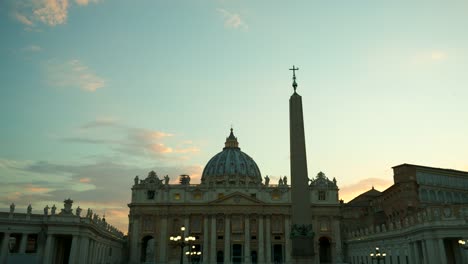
<box><xmin>0</xmin><ymin>231</ymin><xmax>122</xmax><ymax>264</ymax></box>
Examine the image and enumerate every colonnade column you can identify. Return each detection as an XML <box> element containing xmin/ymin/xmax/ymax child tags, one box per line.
<box><xmin>68</xmin><ymin>235</ymin><xmax>79</xmax><ymax>264</ymax></box>
<box><xmin>159</xmin><ymin>215</ymin><xmax>168</xmax><ymax>263</ymax></box>
<box><xmin>19</xmin><ymin>233</ymin><xmax>28</xmax><ymax>253</ymax></box>
<box><xmin>130</xmin><ymin>215</ymin><xmax>140</xmax><ymax>263</ymax></box>
<box><xmin>265</xmin><ymin>215</ymin><xmax>271</xmax><ymax>263</ymax></box>
<box><xmin>333</xmin><ymin>218</ymin><xmax>343</xmax><ymax>263</ymax></box>
<box><xmin>203</xmin><ymin>215</ymin><xmax>209</xmax><ymax>263</ymax></box>
<box><xmin>79</xmin><ymin>236</ymin><xmax>89</xmax><ymax>264</ymax></box>
<box><xmin>224</xmin><ymin>214</ymin><xmax>231</xmax><ymax>264</ymax></box>
<box><xmin>210</xmin><ymin>215</ymin><xmax>216</xmax><ymax>263</ymax></box>
<box><xmin>244</xmin><ymin>214</ymin><xmax>250</xmax><ymax>264</ymax></box>
<box><xmin>258</xmin><ymin>215</ymin><xmax>264</xmax><ymax>263</ymax></box>
<box><xmin>285</xmin><ymin>216</ymin><xmax>291</xmax><ymax>264</ymax></box>
<box><xmin>0</xmin><ymin>233</ymin><xmax>10</xmax><ymax>263</ymax></box>
<box><xmin>43</xmin><ymin>234</ymin><xmax>55</xmax><ymax>264</ymax></box>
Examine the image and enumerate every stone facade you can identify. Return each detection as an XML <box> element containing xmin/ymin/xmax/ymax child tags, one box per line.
<box><xmin>127</xmin><ymin>130</ymin><xmax>341</xmax><ymax>264</ymax></box>
<box><xmin>342</xmin><ymin>164</ymin><xmax>468</xmax><ymax>264</ymax></box>
<box><xmin>0</xmin><ymin>200</ymin><xmax>124</xmax><ymax>264</ymax></box>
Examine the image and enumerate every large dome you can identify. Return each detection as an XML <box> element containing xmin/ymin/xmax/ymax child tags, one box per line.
<box><xmin>201</xmin><ymin>129</ymin><xmax>262</xmax><ymax>186</ymax></box>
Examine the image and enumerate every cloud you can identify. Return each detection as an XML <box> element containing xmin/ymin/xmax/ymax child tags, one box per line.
<box><xmin>33</xmin><ymin>0</ymin><xmax>69</xmax><ymax>26</ymax></box>
<box><xmin>14</xmin><ymin>12</ymin><xmax>34</xmax><ymax>26</ymax></box>
<box><xmin>411</xmin><ymin>50</ymin><xmax>448</xmax><ymax>65</ymax></box>
<box><xmin>45</xmin><ymin>59</ymin><xmax>106</xmax><ymax>92</ymax></box>
<box><xmin>22</xmin><ymin>45</ymin><xmax>42</xmax><ymax>52</ymax></box>
<box><xmin>217</xmin><ymin>8</ymin><xmax>248</xmax><ymax>30</ymax></box>
<box><xmin>9</xmin><ymin>0</ymin><xmax>100</xmax><ymax>28</ymax></box>
<box><xmin>339</xmin><ymin>177</ymin><xmax>393</xmax><ymax>203</ymax></box>
<box><xmin>0</xmin><ymin>158</ymin><xmax>202</xmax><ymax>232</ymax></box>
<box><xmin>75</xmin><ymin>0</ymin><xmax>99</xmax><ymax>6</ymax></box>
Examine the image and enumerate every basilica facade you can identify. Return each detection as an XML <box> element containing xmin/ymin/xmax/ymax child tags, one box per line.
<box><xmin>127</xmin><ymin>129</ymin><xmax>342</xmax><ymax>264</ymax></box>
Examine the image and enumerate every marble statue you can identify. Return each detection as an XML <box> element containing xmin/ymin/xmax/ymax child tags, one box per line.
<box><xmin>27</xmin><ymin>204</ymin><xmax>32</xmax><ymax>214</ymax></box>
<box><xmin>264</xmin><ymin>175</ymin><xmax>270</xmax><ymax>186</ymax></box>
<box><xmin>134</xmin><ymin>175</ymin><xmax>139</xmax><ymax>185</ymax></box>
<box><xmin>87</xmin><ymin>208</ymin><xmax>92</xmax><ymax>218</ymax></box>
<box><xmin>51</xmin><ymin>204</ymin><xmax>56</xmax><ymax>215</ymax></box>
<box><xmin>164</xmin><ymin>175</ymin><xmax>170</xmax><ymax>185</ymax></box>
<box><xmin>283</xmin><ymin>176</ymin><xmax>288</xmax><ymax>185</ymax></box>
<box><xmin>76</xmin><ymin>206</ymin><xmax>82</xmax><ymax>217</ymax></box>
<box><xmin>279</xmin><ymin>178</ymin><xmax>283</xmax><ymax>185</ymax></box>
<box><xmin>44</xmin><ymin>205</ymin><xmax>49</xmax><ymax>216</ymax></box>
<box><xmin>9</xmin><ymin>203</ymin><xmax>15</xmax><ymax>214</ymax></box>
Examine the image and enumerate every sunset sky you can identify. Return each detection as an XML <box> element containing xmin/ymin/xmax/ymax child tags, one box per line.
<box><xmin>2</xmin><ymin>0</ymin><xmax>468</xmax><ymax>232</ymax></box>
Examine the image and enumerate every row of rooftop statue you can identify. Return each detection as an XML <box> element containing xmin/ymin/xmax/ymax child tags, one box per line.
<box><xmin>10</xmin><ymin>200</ymin><xmax>101</xmax><ymax>220</ymax></box>
<box><xmin>133</xmin><ymin>170</ymin><xmax>337</xmax><ymax>188</ymax></box>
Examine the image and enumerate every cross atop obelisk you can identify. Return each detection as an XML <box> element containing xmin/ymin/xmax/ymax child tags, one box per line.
<box><xmin>289</xmin><ymin>65</ymin><xmax>299</xmax><ymax>92</ymax></box>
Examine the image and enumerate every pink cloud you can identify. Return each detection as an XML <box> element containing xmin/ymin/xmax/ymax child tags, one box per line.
<box><xmin>339</xmin><ymin>177</ymin><xmax>393</xmax><ymax>202</ymax></box>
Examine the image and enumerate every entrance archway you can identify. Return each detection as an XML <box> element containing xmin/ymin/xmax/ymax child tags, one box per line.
<box><xmin>319</xmin><ymin>236</ymin><xmax>331</xmax><ymax>264</ymax></box>
<box><xmin>141</xmin><ymin>236</ymin><xmax>155</xmax><ymax>263</ymax></box>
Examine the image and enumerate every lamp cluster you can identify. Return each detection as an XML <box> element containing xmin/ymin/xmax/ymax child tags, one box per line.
<box><xmin>370</xmin><ymin>247</ymin><xmax>386</xmax><ymax>263</ymax></box>
<box><xmin>459</xmin><ymin>239</ymin><xmax>468</xmax><ymax>250</ymax></box>
<box><xmin>186</xmin><ymin>245</ymin><xmax>202</xmax><ymax>256</ymax></box>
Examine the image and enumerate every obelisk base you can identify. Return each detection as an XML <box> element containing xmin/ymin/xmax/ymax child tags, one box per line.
<box><xmin>291</xmin><ymin>238</ymin><xmax>315</xmax><ymax>264</ymax></box>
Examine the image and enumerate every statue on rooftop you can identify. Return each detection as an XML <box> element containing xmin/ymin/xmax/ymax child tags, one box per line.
<box><xmin>51</xmin><ymin>204</ymin><xmax>56</xmax><ymax>215</ymax></box>
<box><xmin>279</xmin><ymin>178</ymin><xmax>283</xmax><ymax>186</ymax></box>
<box><xmin>76</xmin><ymin>206</ymin><xmax>82</xmax><ymax>217</ymax></box>
<box><xmin>27</xmin><ymin>204</ymin><xmax>32</xmax><ymax>214</ymax></box>
<box><xmin>44</xmin><ymin>205</ymin><xmax>50</xmax><ymax>216</ymax></box>
<box><xmin>87</xmin><ymin>208</ymin><xmax>92</xmax><ymax>218</ymax></box>
<box><xmin>164</xmin><ymin>175</ymin><xmax>170</xmax><ymax>185</ymax></box>
<box><xmin>264</xmin><ymin>175</ymin><xmax>270</xmax><ymax>186</ymax></box>
<box><xmin>134</xmin><ymin>175</ymin><xmax>139</xmax><ymax>185</ymax></box>
<box><xmin>283</xmin><ymin>176</ymin><xmax>288</xmax><ymax>185</ymax></box>
<box><xmin>9</xmin><ymin>203</ymin><xmax>15</xmax><ymax>214</ymax></box>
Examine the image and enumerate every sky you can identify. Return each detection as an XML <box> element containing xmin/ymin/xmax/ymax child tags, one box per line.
<box><xmin>1</xmin><ymin>0</ymin><xmax>468</xmax><ymax>233</ymax></box>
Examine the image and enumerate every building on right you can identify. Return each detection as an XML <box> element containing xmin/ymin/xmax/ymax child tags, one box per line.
<box><xmin>342</xmin><ymin>163</ymin><xmax>468</xmax><ymax>264</ymax></box>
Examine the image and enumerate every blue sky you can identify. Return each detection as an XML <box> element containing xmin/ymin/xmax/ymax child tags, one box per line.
<box><xmin>1</xmin><ymin>0</ymin><xmax>468</xmax><ymax>232</ymax></box>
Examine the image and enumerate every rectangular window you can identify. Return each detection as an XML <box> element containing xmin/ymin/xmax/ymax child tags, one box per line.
<box><xmin>318</xmin><ymin>191</ymin><xmax>326</xmax><ymax>201</ymax></box>
<box><xmin>147</xmin><ymin>190</ymin><xmax>155</xmax><ymax>200</ymax></box>
<box><xmin>174</xmin><ymin>193</ymin><xmax>181</xmax><ymax>200</ymax></box>
<box><xmin>26</xmin><ymin>234</ymin><xmax>38</xmax><ymax>253</ymax></box>
<box><xmin>250</xmin><ymin>193</ymin><xmax>257</xmax><ymax>198</ymax></box>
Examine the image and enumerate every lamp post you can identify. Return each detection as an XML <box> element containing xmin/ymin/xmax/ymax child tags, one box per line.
<box><xmin>170</xmin><ymin>226</ymin><xmax>196</xmax><ymax>264</ymax></box>
<box><xmin>458</xmin><ymin>239</ymin><xmax>468</xmax><ymax>250</ymax></box>
<box><xmin>370</xmin><ymin>247</ymin><xmax>386</xmax><ymax>264</ymax></box>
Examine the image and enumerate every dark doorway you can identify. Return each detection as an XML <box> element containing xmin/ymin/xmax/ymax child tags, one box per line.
<box><xmin>273</xmin><ymin>244</ymin><xmax>283</xmax><ymax>264</ymax></box>
<box><xmin>232</xmin><ymin>244</ymin><xmax>242</xmax><ymax>263</ymax></box>
<box><xmin>251</xmin><ymin>250</ymin><xmax>258</xmax><ymax>263</ymax></box>
<box><xmin>54</xmin><ymin>235</ymin><xmax>72</xmax><ymax>264</ymax></box>
<box><xmin>217</xmin><ymin>250</ymin><xmax>224</xmax><ymax>264</ymax></box>
<box><xmin>319</xmin><ymin>237</ymin><xmax>331</xmax><ymax>263</ymax></box>
<box><xmin>141</xmin><ymin>236</ymin><xmax>155</xmax><ymax>263</ymax></box>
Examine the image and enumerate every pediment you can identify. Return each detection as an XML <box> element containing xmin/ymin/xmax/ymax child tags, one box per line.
<box><xmin>209</xmin><ymin>192</ymin><xmax>264</xmax><ymax>205</ymax></box>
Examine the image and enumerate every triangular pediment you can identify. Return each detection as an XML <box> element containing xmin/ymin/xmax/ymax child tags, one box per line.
<box><xmin>209</xmin><ymin>192</ymin><xmax>264</xmax><ymax>205</ymax></box>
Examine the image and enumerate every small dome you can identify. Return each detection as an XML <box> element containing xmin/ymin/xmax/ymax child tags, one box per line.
<box><xmin>201</xmin><ymin>129</ymin><xmax>262</xmax><ymax>186</ymax></box>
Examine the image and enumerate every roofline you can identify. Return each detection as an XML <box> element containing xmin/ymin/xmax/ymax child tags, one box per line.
<box><xmin>392</xmin><ymin>163</ymin><xmax>468</xmax><ymax>175</ymax></box>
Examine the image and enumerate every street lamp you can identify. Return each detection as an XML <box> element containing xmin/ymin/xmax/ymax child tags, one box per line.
<box><xmin>458</xmin><ymin>239</ymin><xmax>468</xmax><ymax>250</ymax></box>
<box><xmin>170</xmin><ymin>226</ymin><xmax>197</xmax><ymax>264</ymax></box>
<box><xmin>186</xmin><ymin>245</ymin><xmax>202</xmax><ymax>263</ymax></box>
<box><xmin>370</xmin><ymin>247</ymin><xmax>386</xmax><ymax>264</ymax></box>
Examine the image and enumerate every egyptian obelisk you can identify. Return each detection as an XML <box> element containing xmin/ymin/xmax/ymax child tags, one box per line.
<box><xmin>289</xmin><ymin>66</ymin><xmax>315</xmax><ymax>263</ymax></box>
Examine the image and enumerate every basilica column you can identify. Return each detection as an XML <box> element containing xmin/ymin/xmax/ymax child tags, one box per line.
<box><xmin>159</xmin><ymin>215</ymin><xmax>168</xmax><ymax>263</ymax></box>
<box><xmin>203</xmin><ymin>215</ymin><xmax>209</xmax><ymax>263</ymax></box>
<box><xmin>333</xmin><ymin>218</ymin><xmax>343</xmax><ymax>263</ymax></box>
<box><xmin>68</xmin><ymin>235</ymin><xmax>79</xmax><ymax>264</ymax></box>
<box><xmin>19</xmin><ymin>233</ymin><xmax>28</xmax><ymax>253</ymax></box>
<box><xmin>0</xmin><ymin>233</ymin><xmax>10</xmax><ymax>263</ymax></box>
<box><xmin>244</xmin><ymin>214</ymin><xmax>251</xmax><ymax>264</ymax></box>
<box><xmin>258</xmin><ymin>215</ymin><xmax>265</xmax><ymax>263</ymax></box>
<box><xmin>210</xmin><ymin>215</ymin><xmax>217</xmax><ymax>263</ymax></box>
<box><xmin>285</xmin><ymin>216</ymin><xmax>291</xmax><ymax>263</ymax></box>
<box><xmin>265</xmin><ymin>215</ymin><xmax>271</xmax><ymax>263</ymax></box>
<box><xmin>224</xmin><ymin>214</ymin><xmax>231</xmax><ymax>264</ymax></box>
<box><xmin>437</xmin><ymin>238</ymin><xmax>447</xmax><ymax>264</ymax></box>
<box><xmin>130</xmin><ymin>215</ymin><xmax>140</xmax><ymax>263</ymax></box>
<box><xmin>184</xmin><ymin>216</ymin><xmax>190</xmax><ymax>263</ymax></box>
